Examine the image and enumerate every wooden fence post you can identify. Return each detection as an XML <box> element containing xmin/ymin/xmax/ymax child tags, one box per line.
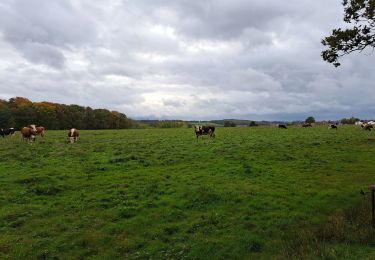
<box><xmin>370</xmin><ymin>185</ymin><xmax>375</xmax><ymax>227</ymax></box>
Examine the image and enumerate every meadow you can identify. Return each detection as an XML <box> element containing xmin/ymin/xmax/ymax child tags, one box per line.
<box><xmin>1</xmin><ymin>126</ymin><xmax>375</xmax><ymax>259</ymax></box>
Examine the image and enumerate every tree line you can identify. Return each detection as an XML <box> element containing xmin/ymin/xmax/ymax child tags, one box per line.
<box><xmin>0</xmin><ymin>97</ymin><xmax>132</xmax><ymax>130</ymax></box>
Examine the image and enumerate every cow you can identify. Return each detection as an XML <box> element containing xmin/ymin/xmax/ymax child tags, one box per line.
<box><xmin>21</xmin><ymin>125</ymin><xmax>37</xmax><ymax>142</ymax></box>
<box><xmin>278</xmin><ymin>124</ymin><xmax>287</xmax><ymax>129</ymax></box>
<box><xmin>194</xmin><ymin>125</ymin><xmax>215</xmax><ymax>139</ymax></box>
<box><xmin>0</xmin><ymin>128</ymin><xmax>15</xmax><ymax>137</ymax></box>
<box><xmin>362</xmin><ymin>123</ymin><xmax>373</xmax><ymax>131</ymax></box>
<box><xmin>68</xmin><ymin>128</ymin><xmax>79</xmax><ymax>143</ymax></box>
<box><xmin>302</xmin><ymin>123</ymin><xmax>312</xmax><ymax>128</ymax></box>
<box><xmin>329</xmin><ymin>124</ymin><xmax>338</xmax><ymax>130</ymax></box>
<box><xmin>31</xmin><ymin>125</ymin><xmax>45</xmax><ymax>137</ymax></box>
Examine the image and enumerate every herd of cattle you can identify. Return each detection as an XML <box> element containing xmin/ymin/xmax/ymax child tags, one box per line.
<box><xmin>1</xmin><ymin>121</ymin><xmax>374</xmax><ymax>143</ymax></box>
<box><xmin>0</xmin><ymin>125</ymin><xmax>79</xmax><ymax>143</ymax></box>
<box><xmin>193</xmin><ymin>121</ymin><xmax>374</xmax><ymax>139</ymax></box>
<box><xmin>276</xmin><ymin>121</ymin><xmax>374</xmax><ymax>131</ymax></box>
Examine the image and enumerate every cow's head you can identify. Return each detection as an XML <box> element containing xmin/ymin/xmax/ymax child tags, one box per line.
<box><xmin>30</xmin><ymin>124</ymin><xmax>37</xmax><ymax>132</ymax></box>
<box><xmin>194</xmin><ymin>125</ymin><xmax>200</xmax><ymax>132</ymax></box>
<box><xmin>30</xmin><ymin>128</ymin><xmax>37</xmax><ymax>135</ymax></box>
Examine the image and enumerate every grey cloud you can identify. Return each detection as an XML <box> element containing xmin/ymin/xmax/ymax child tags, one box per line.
<box><xmin>20</xmin><ymin>42</ymin><xmax>66</xmax><ymax>69</ymax></box>
<box><xmin>132</xmin><ymin>0</ymin><xmax>297</xmax><ymax>39</ymax></box>
<box><xmin>0</xmin><ymin>0</ymin><xmax>96</xmax><ymax>68</ymax></box>
<box><xmin>0</xmin><ymin>0</ymin><xmax>374</xmax><ymax>120</ymax></box>
<box><xmin>163</xmin><ymin>99</ymin><xmax>186</xmax><ymax>107</ymax></box>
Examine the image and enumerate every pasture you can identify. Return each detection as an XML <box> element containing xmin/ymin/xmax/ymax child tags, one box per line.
<box><xmin>1</xmin><ymin>126</ymin><xmax>375</xmax><ymax>259</ymax></box>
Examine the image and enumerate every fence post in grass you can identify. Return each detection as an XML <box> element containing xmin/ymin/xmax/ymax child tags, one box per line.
<box><xmin>370</xmin><ymin>185</ymin><xmax>375</xmax><ymax>227</ymax></box>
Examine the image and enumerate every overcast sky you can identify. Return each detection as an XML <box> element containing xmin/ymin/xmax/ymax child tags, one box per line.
<box><xmin>0</xmin><ymin>0</ymin><xmax>374</xmax><ymax>120</ymax></box>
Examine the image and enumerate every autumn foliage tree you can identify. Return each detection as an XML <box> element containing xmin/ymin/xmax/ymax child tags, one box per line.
<box><xmin>322</xmin><ymin>0</ymin><xmax>375</xmax><ymax>66</ymax></box>
<box><xmin>0</xmin><ymin>97</ymin><xmax>132</xmax><ymax>130</ymax></box>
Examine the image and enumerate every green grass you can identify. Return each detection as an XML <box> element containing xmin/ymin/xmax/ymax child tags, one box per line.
<box><xmin>1</xmin><ymin>126</ymin><xmax>375</xmax><ymax>259</ymax></box>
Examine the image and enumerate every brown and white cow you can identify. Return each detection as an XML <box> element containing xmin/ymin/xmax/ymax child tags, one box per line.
<box><xmin>37</xmin><ymin>126</ymin><xmax>45</xmax><ymax>137</ymax></box>
<box><xmin>68</xmin><ymin>128</ymin><xmax>79</xmax><ymax>143</ymax></box>
<box><xmin>21</xmin><ymin>125</ymin><xmax>37</xmax><ymax>142</ymax></box>
<box><xmin>194</xmin><ymin>125</ymin><xmax>215</xmax><ymax>139</ymax></box>
<box><xmin>30</xmin><ymin>125</ymin><xmax>45</xmax><ymax>137</ymax></box>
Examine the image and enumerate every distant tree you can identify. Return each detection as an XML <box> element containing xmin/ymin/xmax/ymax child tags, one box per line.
<box><xmin>155</xmin><ymin>120</ymin><xmax>186</xmax><ymax>128</ymax></box>
<box><xmin>10</xmin><ymin>97</ymin><xmax>32</xmax><ymax>106</ymax></box>
<box><xmin>0</xmin><ymin>97</ymin><xmax>132</xmax><ymax>130</ymax></box>
<box><xmin>305</xmin><ymin>116</ymin><xmax>316</xmax><ymax>124</ymax></box>
<box><xmin>0</xmin><ymin>104</ymin><xmax>14</xmax><ymax>127</ymax></box>
<box><xmin>12</xmin><ymin>104</ymin><xmax>37</xmax><ymax>129</ymax></box>
<box><xmin>340</xmin><ymin>116</ymin><xmax>360</xmax><ymax>124</ymax></box>
<box><xmin>34</xmin><ymin>102</ymin><xmax>58</xmax><ymax>129</ymax></box>
<box><xmin>224</xmin><ymin>121</ymin><xmax>236</xmax><ymax>127</ymax></box>
<box><xmin>83</xmin><ymin>107</ymin><xmax>96</xmax><ymax>129</ymax></box>
<box><xmin>93</xmin><ymin>109</ymin><xmax>112</xmax><ymax>129</ymax></box>
<box><xmin>68</xmin><ymin>105</ymin><xmax>86</xmax><ymax>129</ymax></box>
<box><xmin>248</xmin><ymin>121</ymin><xmax>258</xmax><ymax>127</ymax></box>
<box><xmin>322</xmin><ymin>0</ymin><xmax>375</xmax><ymax>67</ymax></box>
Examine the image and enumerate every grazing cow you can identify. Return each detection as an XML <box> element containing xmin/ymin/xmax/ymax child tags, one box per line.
<box><xmin>68</xmin><ymin>128</ymin><xmax>79</xmax><ymax>143</ymax></box>
<box><xmin>329</xmin><ymin>124</ymin><xmax>338</xmax><ymax>130</ymax></box>
<box><xmin>194</xmin><ymin>125</ymin><xmax>215</xmax><ymax>139</ymax></box>
<box><xmin>21</xmin><ymin>126</ymin><xmax>37</xmax><ymax>142</ymax></box>
<box><xmin>302</xmin><ymin>123</ymin><xmax>312</xmax><ymax>128</ymax></box>
<box><xmin>362</xmin><ymin>123</ymin><xmax>373</xmax><ymax>131</ymax></box>
<box><xmin>0</xmin><ymin>128</ymin><xmax>15</xmax><ymax>137</ymax></box>
<box><xmin>31</xmin><ymin>125</ymin><xmax>45</xmax><ymax>137</ymax></box>
<box><xmin>278</xmin><ymin>124</ymin><xmax>287</xmax><ymax>129</ymax></box>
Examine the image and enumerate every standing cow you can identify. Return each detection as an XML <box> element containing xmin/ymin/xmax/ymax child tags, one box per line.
<box><xmin>30</xmin><ymin>125</ymin><xmax>45</xmax><ymax>137</ymax></box>
<box><xmin>278</xmin><ymin>124</ymin><xmax>287</xmax><ymax>129</ymax></box>
<box><xmin>362</xmin><ymin>123</ymin><xmax>373</xmax><ymax>131</ymax></box>
<box><xmin>0</xmin><ymin>128</ymin><xmax>15</xmax><ymax>137</ymax></box>
<box><xmin>21</xmin><ymin>125</ymin><xmax>37</xmax><ymax>142</ymax></box>
<box><xmin>68</xmin><ymin>128</ymin><xmax>79</xmax><ymax>143</ymax></box>
<box><xmin>194</xmin><ymin>125</ymin><xmax>215</xmax><ymax>139</ymax></box>
<box><xmin>329</xmin><ymin>124</ymin><xmax>338</xmax><ymax>130</ymax></box>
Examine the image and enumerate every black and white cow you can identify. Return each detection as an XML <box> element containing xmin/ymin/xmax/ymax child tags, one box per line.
<box><xmin>194</xmin><ymin>125</ymin><xmax>215</xmax><ymax>139</ymax></box>
<box><xmin>329</xmin><ymin>124</ymin><xmax>338</xmax><ymax>130</ymax></box>
<box><xmin>0</xmin><ymin>128</ymin><xmax>15</xmax><ymax>138</ymax></box>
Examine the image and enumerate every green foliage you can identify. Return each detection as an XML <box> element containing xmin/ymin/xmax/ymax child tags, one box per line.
<box><xmin>0</xmin><ymin>97</ymin><xmax>132</xmax><ymax>129</ymax></box>
<box><xmin>0</xmin><ymin>105</ymin><xmax>14</xmax><ymax>127</ymax></box>
<box><xmin>248</xmin><ymin>121</ymin><xmax>258</xmax><ymax>127</ymax></box>
<box><xmin>224</xmin><ymin>121</ymin><xmax>236</xmax><ymax>127</ymax></box>
<box><xmin>322</xmin><ymin>0</ymin><xmax>375</xmax><ymax>66</ymax></box>
<box><xmin>135</xmin><ymin>120</ymin><xmax>188</xmax><ymax>129</ymax></box>
<box><xmin>305</xmin><ymin>116</ymin><xmax>316</xmax><ymax>124</ymax></box>
<box><xmin>0</xmin><ymin>126</ymin><xmax>375</xmax><ymax>258</ymax></box>
<box><xmin>155</xmin><ymin>121</ymin><xmax>187</xmax><ymax>128</ymax></box>
<box><xmin>341</xmin><ymin>116</ymin><xmax>360</xmax><ymax>124</ymax></box>
<box><xmin>282</xmin><ymin>197</ymin><xmax>375</xmax><ymax>259</ymax></box>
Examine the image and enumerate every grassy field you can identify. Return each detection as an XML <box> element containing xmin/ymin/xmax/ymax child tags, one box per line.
<box><xmin>1</xmin><ymin>126</ymin><xmax>375</xmax><ymax>259</ymax></box>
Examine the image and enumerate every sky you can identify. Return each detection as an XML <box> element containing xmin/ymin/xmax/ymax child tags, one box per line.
<box><xmin>0</xmin><ymin>0</ymin><xmax>374</xmax><ymax>121</ymax></box>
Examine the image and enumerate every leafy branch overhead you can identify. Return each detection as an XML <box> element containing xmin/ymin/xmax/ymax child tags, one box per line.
<box><xmin>322</xmin><ymin>0</ymin><xmax>375</xmax><ymax>66</ymax></box>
